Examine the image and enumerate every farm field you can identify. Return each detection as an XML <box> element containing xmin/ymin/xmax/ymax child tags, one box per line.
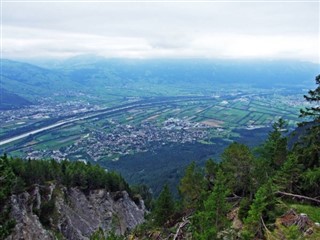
<box><xmin>0</xmin><ymin>89</ymin><xmax>308</xmax><ymax>194</ymax></box>
<box><xmin>2</xmin><ymin>92</ymin><xmax>303</xmax><ymax>161</ymax></box>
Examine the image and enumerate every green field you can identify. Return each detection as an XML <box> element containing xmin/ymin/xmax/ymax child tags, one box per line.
<box><xmin>2</xmin><ymin>93</ymin><xmax>303</xmax><ymax>161</ymax></box>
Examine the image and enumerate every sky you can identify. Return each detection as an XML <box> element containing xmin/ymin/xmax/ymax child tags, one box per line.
<box><xmin>1</xmin><ymin>1</ymin><xmax>320</xmax><ymax>63</ymax></box>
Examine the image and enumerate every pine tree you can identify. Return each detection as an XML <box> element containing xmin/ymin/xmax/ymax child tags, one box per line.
<box><xmin>301</xmin><ymin>167</ymin><xmax>320</xmax><ymax>197</ymax></box>
<box><xmin>179</xmin><ymin>161</ymin><xmax>205</xmax><ymax>209</ymax></box>
<box><xmin>242</xmin><ymin>180</ymin><xmax>277</xmax><ymax>239</ymax></box>
<box><xmin>221</xmin><ymin>142</ymin><xmax>254</xmax><ymax>197</ymax></box>
<box><xmin>192</xmin><ymin>169</ymin><xmax>230</xmax><ymax>240</ymax></box>
<box><xmin>296</xmin><ymin>74</ymin><xmax>320</xmax><ymax>168</ymax></box>
<box><xmin>300</xmin><ymin>74</ymin><xmax>320</xmax><ymax>120</ymax></box>
<box><xmin>204</xmin><ymin>159</ymin><xmax>218</xmax><ymax>191</ymax></box>
<box><xmin>263</xmin><ymin>118</ymin><xmax>288</xmax><ymax>168</ymax></box>
<box><xmin>273</xmin><ymin>154</ymin><xmax>303</xmax><ymax>193</ymax></box>
<box><xmin>0</xmin><ymin>155</ymin><xmax>16</xmax><ymax>239</ymax></box>
<box><xmin>0</xmin><ymin>154</ymin><xmax>15</xmax><ymax>205</ymax></box>
<box><xmin>153</xmin><ymin>184</ymin><xmax>175</xmax><ymax>226</ymax></box>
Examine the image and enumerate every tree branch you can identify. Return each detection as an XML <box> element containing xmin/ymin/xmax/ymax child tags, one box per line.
<box><xmin>276</xmin><ymin>191</ymin><xmax>320</xmax><ymax>205</ymax></box>
<box><xmin>173</xmin><ymin>216</ymin><xmax>190</xmax><ymax>240</ymax></box>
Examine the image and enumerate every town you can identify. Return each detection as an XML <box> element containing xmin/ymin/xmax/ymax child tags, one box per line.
<box><xmin>24</xmin><ymin>118</ymin><xmax>211</xmax><ymax>162</ymax></box>
<box><xmin>0</xmin><ymin>92</ymin><xmax>307</xmax><ymax>164</ymax></box>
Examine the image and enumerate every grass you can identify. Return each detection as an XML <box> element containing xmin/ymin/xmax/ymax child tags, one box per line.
<box><xmin>289</xmin><ymin>204</ymin><xmax>320</xmax><ymax>223</ymax></box>
<box><xmin>268</xmin><ymin>202</ymin><xmax>320</xmax><ymax>240</ymax></box>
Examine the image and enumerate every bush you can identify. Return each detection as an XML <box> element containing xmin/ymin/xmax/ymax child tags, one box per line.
<box><xmin>39</xmin><ymin>198</ymin><xmax>55</xmax><ymax>227</ymax></box>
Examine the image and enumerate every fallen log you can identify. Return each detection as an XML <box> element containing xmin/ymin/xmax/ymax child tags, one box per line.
<box><xmin>276</xmin><ymin>191</ymin><xmax>320</xmax><ymax>205</ymax></box>
<box><xmin>227</xmin><ymin>194</ymin><xmax>242</xmax><ymax>202</ymax></box>
<box><xmin>173</xmin><ymin>216</ymin><xmax>190</xmax><ymax>240</ymax></box>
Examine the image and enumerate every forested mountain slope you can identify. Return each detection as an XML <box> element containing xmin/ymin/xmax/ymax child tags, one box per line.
<box><xmin>0</xmin><ymin>157</ymin><xmax>146</xmax><ymax>239</ymax></box>
<box><xmin>2</xmin><ymin>58</ymin><xmax>319</xmax><ymax>100</ymax></box>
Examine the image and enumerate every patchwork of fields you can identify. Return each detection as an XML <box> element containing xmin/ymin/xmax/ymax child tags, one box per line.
<box><xmin>0</xmin><ymin>91</ymin><xmax>307</xmax><ymax>195</ymax></box>
<box><xmin>2</xmin><ymin>92</ymin><xmax>303</xmax><ymax>162</ymax></box>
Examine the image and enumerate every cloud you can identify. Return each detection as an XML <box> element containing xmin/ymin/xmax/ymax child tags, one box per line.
<box><xmin>2</xmin><ymin>2</ymin><xmax>319</xmax><ymax>62</ymax></box>
<box><xmin>191</xmin><ymin>34</ymin><xmax>318</xmax><ymax>60</ymax></box>
<box><xmin>2</xmin><ymin>26</ymin><xmax>153</xmax><ymax>58</ymax></box>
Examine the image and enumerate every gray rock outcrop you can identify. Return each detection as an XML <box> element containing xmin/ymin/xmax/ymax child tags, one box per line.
<box><xmin>6</xmin><ymin>184</ymin><xmax>146</xmax><ymax>240</ymax></box>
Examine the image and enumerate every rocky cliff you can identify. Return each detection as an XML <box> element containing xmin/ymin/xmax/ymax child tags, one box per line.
<box><xmin>6</xmin><ymin>184</ymin><xmax>146</xmax><ymax>240</ymax></box>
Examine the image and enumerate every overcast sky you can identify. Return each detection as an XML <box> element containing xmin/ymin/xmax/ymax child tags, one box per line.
<box><xmin>2</xmin><ymin>1</ymin><xmax>319</xmax><ymax>63</ymax></box>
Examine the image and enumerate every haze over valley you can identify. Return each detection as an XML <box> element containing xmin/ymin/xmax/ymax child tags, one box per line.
<box><xmin>1</xmin><ymin>57</ymin><xmax>318</xmax><ymax>193</ymax></box>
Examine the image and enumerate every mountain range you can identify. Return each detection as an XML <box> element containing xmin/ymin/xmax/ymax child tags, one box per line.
<box><xmin>1</xmin><ymin>57</ymin><xmax>319</xmax><ymax>109</ymax></box>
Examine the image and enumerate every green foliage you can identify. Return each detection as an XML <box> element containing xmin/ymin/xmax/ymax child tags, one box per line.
<box><xmin>301</xmin><ymin>167</ymin><xmax>320</xmax><ymax>197</ymax></box>
<box><xmin>296</xmin><ymin>74</ymin><xmax>320</xmax><ymax>168</ymax></box>
<box><xmin>4</xmin><ymin>157</ymin><xmax>131</xmax><ymax>194</ymax></box>
<box><xmin>153</xmin><ymin>184</ymin><xmax>175</xmax><ymax>226</ymax></box>
<box><xmin>250</xmin><ymin>156</ymin><xmax>273</xmax><ymax>194</ymax></box>
<box><xmin>221</xmin><ymin>142</ymin><xmax>255</xmax><ymax>197</ymax></box>
<box><xmin>243</xmin><ymin>181</ymin><xmax>278</xmax><ymax>239</ymax></box>
<box><xmin>238</xmin><ymin>197</ymin><xmax>252</xmax><ymax>221</ymax></box>
<box><xmin>105</xmin><ymin>231</ymin><xmax>126</xmax><ymax>240</ymax></box>
<box><xmin>273</xmin><ymin>154</ymin><xmax>303</xmax><ymax>193</ymax></box>
<box><xmin>204</xmin><ymin>159</ymin><xmax>218</xmax><ymax>191</ymax></box>
<box><xmin>241</xmin><ymin>80</ymin><xmax>320</xmax><ymax>239</ymax></box>
<box><xmin>282</xmin><ymin>225</ymin><xmax>303</xmax><ymax>240</ymax></box>
<box><xmin>192</xmin><ymin>169</ymin><xmax>230</xmax><ymax>240</ymax></box>
<box><xmin>90</xmin><ymin>228</ymin><xmax>125</xmax><ymax>240</ymax></box>
<box><xmin>192</xmin><ymin>211</ymin><xmax>217</xmax><ymax>240</ymax></box>
<box><xmin>0</xmin><ymin>154</ymin><xmax>16</xmax><ymax>205</ymax></box>
<box><xmin>64</xmin><ymin>161</ymin><xmax>88</xmax><ymax>190</ymax></box>
<box><xmin>300</xmin><ymin>74</ymin><xmax>320</xmax><ymax>120</ymax></box>
<box><xmin>39</xmin><ymin>198</ymin><xmax>56</xmax><ymax>227</ymax></box>
<box><xmin>179</xmin><ymin>161</ymin><xmax>205</xmax><ymax>209</ymax></box>
<box><xmin>0</xmin><ymin>155</ymin><xmax>16</xmax><ymax>239</ymax></box>
<box><xmin>130</xmin><ymin>214</ymin><xmax>156</xmax><ymax>238</ymax></box>
<box><xmin>0</xmin><ymin>217</ymin><xmax>15</xmax><ymax>240</ymax></box>
<box><xmin>261</xmin><ymin>118</ymin><xmax>288</xmax><ymax>169</ymax></box>
<box><xmin>290</xmin><ymin>203</ymin><xmax>320</xmax><ymax>223</ymax></box>
<box><xmin>131</xmin><ymin>184</ymin><xmax>153</xmax><ymax>210</ymax></box>
<box><xmin>294</xmin><ymin>122</ymin><xmax>320</xmax><ymax>169</ymax></box>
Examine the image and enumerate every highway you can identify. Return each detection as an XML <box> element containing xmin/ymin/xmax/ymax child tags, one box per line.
<box><xmin>0</xmin><ymin>96</ymin><xmax>215</xmax><ymax>147</ymax></box>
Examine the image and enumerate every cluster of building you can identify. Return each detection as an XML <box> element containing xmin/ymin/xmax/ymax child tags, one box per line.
<box><xmin>0</xmin><ymin>100</ymin><xmax>99</xmax><ymax>126</ymax></box>
<box><xmin>23</xmin><ymin>118</ymin><xmax>211</xmax><ymax>162</ymax></box>
<box><xmin>72</xmin><ymin>119</ymin><xmax>210</xmax><ymax>161</ymax></box>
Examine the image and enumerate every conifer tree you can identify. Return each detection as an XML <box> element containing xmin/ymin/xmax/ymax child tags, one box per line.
<box><xmin>242</xmin><ymin>180</ymin><xmax>277</xmax><ymax>239</ymax></box>
<box><xmin>262</xmin><ymin>118</ymin><xmax>288</xmax><ymax>169</ymax></box>
<box><xmin>179</xmin><ymin>161</ymin><xmax>205</xmax><ymax>209</ymax></box>
<box><xmin>153</xmin><ymin>184</ymin><xmax>175</xmax><ymax>226</ymax></box>
<box><xmin>204</xmin><ymin>159</ymin><xmax>218</xmax><ymax>191</ymax></box>
<box><xmin>0</xmin><ymin>155</ymin><xmax>16</xmax><ymax>239</ymax></box>
<box><xmin>296</xmin><ymin>74</ymin><xmax>320</xmax><ymax>168</ymax></box>
<box><xmin>192</xmin><ymin>169</ymin><xmax>230</xmax><ymax>240</ymax></box>
<box><xmin>300</xmin><ymin>74</ymin><xmax>320</xmax><ymax>120</ymax></box>
<box><xmin>221</xmin><ymin>142</ymin><xmax>254</xmax><ymax>197</ymax></box>
<box><xmin>0</xmin><ymin>154</ymin><xmax>15</xmax><ymax>205</ymax></box>
<box><xmin>273</xmin><ymin>154</ymin><xmax>302</xmax><ymax>193</ymax></box>
<box><xmin>302</xmin><ymin>167</ymin><xmax>320</xmax><ymax>197</ymax></box>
